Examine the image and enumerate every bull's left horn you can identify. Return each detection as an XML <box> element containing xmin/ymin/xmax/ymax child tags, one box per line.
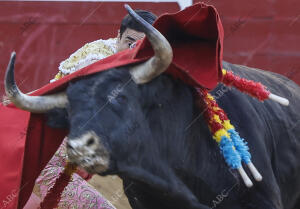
<box><xmin>125</xmin><ymin>4</ymin><xmax>173</xmax><ymax>84</ymax></box>
<box><xmin>5</xmin><ymin>52</ymin><xmax>68</xmax><ymax>113</ymax></box>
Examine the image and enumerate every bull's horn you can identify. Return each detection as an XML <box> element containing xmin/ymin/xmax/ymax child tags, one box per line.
<box><xmin>125</xmin><ymin>4</ymin><xmax>173</xmax><ymax>84</ymax></box>
<box><xmin>5</xmin><ymin>52</ymin><xmax>68</xmax><ymax>113</ymax></box>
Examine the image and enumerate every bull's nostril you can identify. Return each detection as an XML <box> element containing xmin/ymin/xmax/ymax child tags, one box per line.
<box><xmin>67</xmin><ymin>142</ymin><xmax>73</xmax><ymax>149</ymax></box>
<box><xmin>87</xmin><ymin>138</ymin><xmax>95</xmax><ymax>146</ymax></box>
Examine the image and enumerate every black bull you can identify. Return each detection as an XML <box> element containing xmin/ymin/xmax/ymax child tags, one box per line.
<box><xmin>45</xmin><ymin>61</ymin><xmax>300</xmax><ymax>209</ymax></box>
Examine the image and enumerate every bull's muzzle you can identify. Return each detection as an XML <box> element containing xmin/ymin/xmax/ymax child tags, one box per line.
<box><xmin>66</xmin><ymin>131</ymin><xmax>110</xmax><ymax>174</ymax></box>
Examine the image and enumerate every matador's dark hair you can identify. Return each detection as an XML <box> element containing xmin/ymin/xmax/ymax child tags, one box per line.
<box><xmin>119</xmin><ymin>9</ymin><xmax>157</xmax><ymax>38</ymax></box>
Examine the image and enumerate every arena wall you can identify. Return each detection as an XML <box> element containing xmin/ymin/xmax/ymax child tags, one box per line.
<box><xmin>0</xmin><ymin>1</ymin><xmax>299</xmax><ymax>97</ymax></box>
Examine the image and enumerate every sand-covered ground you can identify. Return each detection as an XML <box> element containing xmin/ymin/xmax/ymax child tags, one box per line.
<box><xmin>88</xmin><ymin>175</ymin><xmax>132</xmax><ymax>209</ymax></box>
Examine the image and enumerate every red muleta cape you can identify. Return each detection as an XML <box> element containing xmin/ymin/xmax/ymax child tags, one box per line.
<box><xmin>0</xmin><ymin>3</ymin><xmax>223</xmax><ymax>209</ymax></box>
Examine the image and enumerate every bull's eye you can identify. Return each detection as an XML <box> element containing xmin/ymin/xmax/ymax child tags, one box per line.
<box><xmin>87</xmin><ymin>138</ymin><xmax>95</xmax><ymax>146</ymax></box>
<box><xmin>116</xmin><ymin>95</ymin><xmax>127</xmax><ymax>103</ymax></box>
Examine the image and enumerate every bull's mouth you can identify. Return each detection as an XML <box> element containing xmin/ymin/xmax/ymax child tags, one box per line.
<box><xmin>66</xmin><ymin>131</ymin><xmax>110</xmax><ymax>174</ymax></box>
<box><xmin>67</xmin><ymin>150</ymin><xmax>109</xmax><ymax>174</ymax></box>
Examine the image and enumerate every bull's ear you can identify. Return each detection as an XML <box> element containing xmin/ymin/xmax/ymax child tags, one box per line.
<box><xmin>46</xmin><ymin>108</ymin><xmax>69</xmax><ymax>129</ymax></box>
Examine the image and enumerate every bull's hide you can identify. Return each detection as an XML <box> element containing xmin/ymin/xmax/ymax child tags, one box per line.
<box><xmin>51</xmin><ymin>61</ymin><xmax>300</xmax><ymax>209</ymax></box>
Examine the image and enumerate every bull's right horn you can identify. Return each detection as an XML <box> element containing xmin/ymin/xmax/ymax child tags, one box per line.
<box><xmin>125</xmin><ymin>4</ymin><xmax>173</xmax><ymax>84</ymax></box>
<box><xmin>5</xmin><ymin>52</ymin><xmax>68</xmax><ymax>113</ymax></box>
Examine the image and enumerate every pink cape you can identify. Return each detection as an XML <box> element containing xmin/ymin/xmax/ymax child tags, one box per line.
<box><xmin>0</xmin><ymin>3</ymin><xmax>223</xmax><ymax>208</ymax></box>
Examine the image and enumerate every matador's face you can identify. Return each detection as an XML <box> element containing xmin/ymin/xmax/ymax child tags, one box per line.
<box><xmin>116</xmin><ymin>28</ymin><xmax>145</xmax><ymax>52</ymax></box>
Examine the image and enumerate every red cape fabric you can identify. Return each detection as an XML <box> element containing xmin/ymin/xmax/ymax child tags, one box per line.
<box><xmin>0</xmin><ymin>3</ymin><xmax>223</xmax><ymax>208</ymax></box>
